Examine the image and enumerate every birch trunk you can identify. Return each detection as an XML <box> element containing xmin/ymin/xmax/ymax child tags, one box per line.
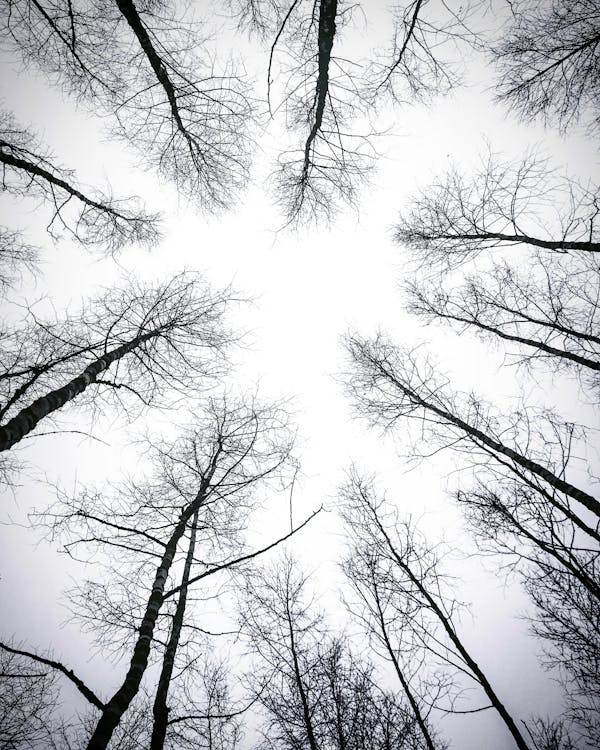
<box><xmin>0</xmin><ymin>329</ymin><xmax>158</xmax><ymax>452</ymax></box>
<box><xmin>150</xmin><ymin>509</ymin><xmax>199</xmax><ymax>750</ymax></box>
<box><xmin>86</xmin><ymin>481</ymin><xmax>210</xmax><ymax>750</ymax></box>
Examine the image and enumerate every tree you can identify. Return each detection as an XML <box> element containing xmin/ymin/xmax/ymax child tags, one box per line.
<box><xmin>1</xmin><ymin>0</ymin><xmax>255</xmax><ymax>210</ymax></box>
<box><xmin>0</xmin><ymin>645</ymin><xmax>60</xmax><ymax>749</ymax></box>
<box><xmin>0</xmin><ymin>228</ymin><xmax>38</xmax><ymax>291</ymax></box>
<box><xmin>162</xmin><ymin>658</ymin><xmax>244</xmax><ymax>750</ymax></box>
<box><xmin>343</xmin><ymin>329</ymin><xmax>600</xmax><ymax>743</ymax></box>
<box><xmin>395</xmin><ymin>150</ymin><xmax>600</xmax><ymax>268</ymax></box>
<box><xmin>232</xmin><ymin>0</ymin><xmax>376</xmax><ymax>227</ymax></box>
<box><xmin>240</xmin><ymin>554</ymin><xmax>425</xmax><ymax>750</ymax></box>
<box><xmin>493</xmin><ymin>0</ymin><xmax>600</xmax><ymax>134</ymax></box>
<box><xmin>405</xmin><ymin>251</ymin><xmax>600</xmax><ymax>393</ymax></box>
<box><xmin>229</xmin><ymin>0</ymin><xmax>481</xmax><ymax>226</ymax></box>
<box><xmin>22</xmin><ymin>395</ymin><xmax>316</xmax><ymax>749</ymax></box>
<box><xmin>340</xmin><ymin>471</ymin><xmax>529</xmax><ymax>750</ymax></box>
<box><xmin>362</xmin><ymin>0</ymin><xmax>480</xmax><ymax>105</ymax></box>
<box><xmin>1</xmin><ymin>109</ymin><xmax>160</xmax><ymax>253</ymax></box>
<box><xmin>0</xmin><ymin>272</ymin><xmax>235</xmax><ymax>453</ymax></box>
<box><xmin>344</xmin><ymin>333</ymin><xmax>600</xmax><ymax>526</ymax></box>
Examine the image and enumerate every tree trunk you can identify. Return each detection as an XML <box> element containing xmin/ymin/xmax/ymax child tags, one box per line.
<box><xmin>438</xmin><ymin>311</ymin><xmax>600</xmax><ymax>372</ymax></box>
<box><xmin>286</xmin><ymin>603</ymin><xmax>320</xmax><ymax>750</ymax></box>
<box><xmin>0</xmin><ymin>330</ymin><xmax>157</xmax><ymax>452</ymax></box>
<box><xmin>86</xmin><ymin>477</ymin><xmax>212</xmax><ymax>750</ymax></box>
<box><xmin>371</xmin><ymin>583</ymin><xmax>437</xmax><ymax>750</ymax></box>
<box><xmin>382</xmin><ymin>362</ymin><xmax>600</xmax><ymax>519</ymax></box>
<box><xmin>432</xmin><ymin>230</ymin><xmax>600</xmax><ymax>254</ymax></box>
<box><xmin>150</xmin><ymin>509</ymin><xmax>199</xmax><ymax>750</ymax></box>
<box><xmin>0</xmin><ymin>144</ymin><xmax>129</xmax><ymax>219</ymax></box>
<box><xmin>374</xmin><ymin>517</ymin><xmax>531</xmax><ymax>750</ymax></box>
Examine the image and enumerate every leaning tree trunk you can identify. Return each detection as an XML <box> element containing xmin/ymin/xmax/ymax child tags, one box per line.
<box><xmin>385</xmin><ymin>368</ymin><xmax>600</xmax><ymax>520</ymax></box>
<box><xmin>150</xmin><ymin>509</ymin><xmax>199</xmax><ymax>750</ymax></box>
<box><xmin>0</xmin><ymin>329</ymin><xmax>159</xmax><ymax>452</ymax></box>
<box><xmin>371</xmin><ymin>582</ymin><xmax>437</xmax><ymax>750</ymax></box>
<box><xmin>374</xmin><ymin>517</ymin><xmax>531</xmax><ymax>750</ymax></box>
<box><xmin>85</xmin><ymin>470</ymin><xmax>215</xmax><ymax>750</ymax></box>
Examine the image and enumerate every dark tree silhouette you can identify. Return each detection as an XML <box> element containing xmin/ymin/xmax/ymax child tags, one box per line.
<box><xmin>23</xmin><ymin>396</ymin><xmax>316</xmax><ymax>749</ymax></box>
<box><xmin>343</xmin><ymin>329</ymin><xmax>600</xmax><ymax>744</ymax></box>
<box><xmin>240</xmin><ymin>554</ymin><xmax>425</xmax><ymax>750</ymax></box>
<box><xmin>339</xmin><ymin>472</ymin><xmax>531</xmax><ymax>750</ymax></box>
<box><xmin>1</xmin><ymin>0</ymin><xmax>255</xmax><ymax>210</ymax></box>
<box><xmin>0</xmin><ymin>645</ymin><xmax>60</xmax><ymax>749</ymax></box>
<box><xmin>493</xmin><ymin>0</ymin><xmax>600</xmax><ymax>134</ymax></box>
<box><xmin>395</xmin><ymin>151</ymin><xmax>600</xmax><ymax>268</ymax></box>
<box><xmin>344</xmin><ymin>333</ymin><xmax>600</xmax><ymax>524</ymax></box>
<box><xmin>364</xmin><ymin>0</ymin><xmax>480</xmax><ymax>105</ymax></box>
<box><xmin>162</xmin><ymin>659</ymin><xmax>244</xmax><ymax>750</ymax></box>
<box><xmin>456</xmin><ymin>476</ymin><xmax>600</xmax><ymax>747</ymax></box>
<box><xmin>1</xmin><ymin>110</ymin><xmax>160</xmax><ymax>252</ymax></box>
<box><xmin>230</xmin><ymin>0</ymin><xmax>480</xmax><ymax>226</ymax></box>
<box><xmin>268</xmin><ymin>0</ymin><xmax>376</xmax><ymax>227</ymax></box>
<box><xmin>340</xmin><ymin>525</ymin><xmax>442</xmax><ymax>750</ymax></box>
<box><xmin>405</xmin><ymin>251</ymin><xmax>600</xmax><ymax>392</ymax></box>
<box><xmin>0</xmin><ymin>273</ymin><xmax>235</xmax><ymax>453</ymax></box>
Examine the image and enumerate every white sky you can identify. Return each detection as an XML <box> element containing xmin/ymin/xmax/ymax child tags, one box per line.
<box><xmin>1</xmin><ymin>1</ymin><xmax>598</xmax><ymax>748</ymax></box>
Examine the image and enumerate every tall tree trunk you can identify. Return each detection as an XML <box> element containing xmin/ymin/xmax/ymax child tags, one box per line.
<box><xmin>286</xmin><ymin>602</ymin><xmax>320</xmax><ymax>750</ymax></box>
<box><xmin>0</xmin><ymin>329</ymin><xmax>158</xmax><ymax>452</ymax></box>
<box><xmin>373</xmin><ymin>515</ymin><xmax>531</xmax><ymax>750</ymax></box>
<box><xmin>371</xmin><ymin>582</ymin><xmax>437</xmax><ymax>750</ymax></box>
<box><xmin>378</xmin><ymin>360</ymin><xmax>600</xmax><ymax>519</ymax></box>
<box><xmin>85</xmin><ymin>460</ymin><xmax>218</xmax><ymax>750</ymax></box>
<box><xmin>301</xmin><ymin>0</ymin><xmax>337</xmax><ymax>178</ymax></box>
<box><xmin>150</xmin><ymin>509</ymin><xmax>199</xmax><ymax>750</ymax></box>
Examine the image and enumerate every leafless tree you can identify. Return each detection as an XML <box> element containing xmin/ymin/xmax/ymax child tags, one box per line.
<box><xmin>343</xmin><ymin>331</ymin><xmax>600</xmax><ymax>745</ymax></box>
<box><xmin>1</xmin><ymin>110</ymin><xmax>160</xmax><ymax>252</ymax></box>
<box><xmin>523</xmin><ymin>717</ymin><xmax>577</xmax><ymax>750</ymax></box>
<box><xmin>340</xmin><ymin>471</ymin><xmax>531</xmax><ymax>750</ymax></box>
<box><xmin>493</xmin><ymin>0</ymin><xmax>600</xmax><ymax>134</ymax></box>
<box><xmin>0</xmin><ymin>645</ymin><xmax>60</xmax><ymax>749</ymax></box>
<box><xmin>0</xmin><ymin>272</ymin><xmax>236</xmax><ymax>453</ymax></box>
<box><xmin>260</xmin><ymin>0</ymin><xmax>376</xmax><ymax>227</ymax></box>
<box><xmin>164</xmin><ymin>658</ymin><xmax>244</xmax><ymax>750</ymax></box>
<box><xmin>0</xmin><ymin>228</ymin><xmax>38</xmax><ymax>291</ymax></box>
<box><xmin>395</xmin><ymin>150</ymin><xmax>600</xmax><ymax>268</ymax></box>
<box><xmin>240</xmin><ymin>553</ymin><xmax>425</xmax><ymax>750</ymax></box>
<box><xmin>344</xmin><ymin>332</ymin><xmax>600</xmax><ymax>527</ymax></box>
<box><xmin>456</xmin><ymin>475</ymin><xmax>600</xmax><ymax>745</ymax></box>
<box><xmin>1</xmin><ymin>0</ymin><xmax>256</xmax><ymax>211</ymax></box>
<box><xmin>240</xmin><ymin>555</ymin><xmax>324</xmax><ymax>750</ymax></box>
<box><xmin>405</xmin><ymin>251</ymin><xmax>600</xmax><ymax>392</ymax></box>
<box><xmin>340</xmin><ymin>533</ymin><xmax>444</xmax><ymax>750</ymax></box>
<box><xmin>19</xmin><ymin>395</ymin><xmax>316</xmax><ymax>749</ymax></box>
<box><xmin>363</xmin><ymin>0</ymin><xmax>481</xmax><ymax>106</ymax></box>
<box><xmin>230</xmin><ymin>0</ymin><xmax>482</xmax><ymax>227</ymax></box>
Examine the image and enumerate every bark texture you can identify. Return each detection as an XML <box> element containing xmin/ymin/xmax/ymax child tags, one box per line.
<box><xmin>150</xmin><ymin>509</ymin><xmax>199</xmax><ymax>750</ymax></box>
<box><xmin>86</xmin><ymin>475</ymin><xmax>212</xmax><ymax>750</ymax></box>
<box><xmin>0</xmin><ymin>330</ymin><xmax>156</xmax><ymax>451</ymax></box>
